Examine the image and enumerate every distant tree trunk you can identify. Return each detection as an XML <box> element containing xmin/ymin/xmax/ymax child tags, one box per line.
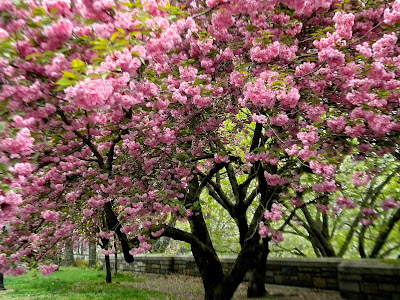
<box><xmin>114</xmin><ymin>240</ymin><xmax>118</xmax><ymax>274</ymax></box>
<box><xmin>104</xmin><ymin>255</ymin><xmax>112</xmax><ymax>283</ymax></box>
<box><xmin>64</xmin><ymin>243</ymin><xmax>77</xmax><ymax>267</ymax></box>
<box><xmin>88</xmin><ymin>241</ymin><xmax>97</xmax><ymax>267</ymax></box>
<box><xmin>0</xmin><ymin>273</ymin><xmax>5</xmax><ymax>290</ymax></box>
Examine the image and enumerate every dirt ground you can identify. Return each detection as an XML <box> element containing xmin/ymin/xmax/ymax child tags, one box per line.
<box><xmin>127</xmin><ymin>273</ymin><xmax>344</xmax><ymax>300</ymax></box>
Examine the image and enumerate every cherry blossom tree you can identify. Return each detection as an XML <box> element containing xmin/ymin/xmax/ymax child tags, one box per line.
<box><xmin>0</xmin><ymin>0</ymin><xmax>400</xmax><ymax>299</ymax></box>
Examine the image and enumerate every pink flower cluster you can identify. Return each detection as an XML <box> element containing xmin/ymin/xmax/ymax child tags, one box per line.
<box><xmin>297</xmin><ymin>126</ymin><xmax>319</xmax><ymax>146</ymax></box>
<box><xmin>0</xmin><ymin>191</ymin><xmax>22</xmax><ymax>226</ymax></box>
<box><xmin>40</xmin><ymin>264</ymin><xmax>59</xmax><ymax>276</ymax></box>
<box><xmin>41</xmin><ymin>210</ymin><xmax>61</xmax><ymax>222</ymax></box>
<box><xmin>9</xmin><ymin>162</ymin><xmax>36</xmax><ymax>176</ymax></box>
<box><xmin>381</xmin><ymin>197</ymin><xmax>400</xmax><ymax>211</ymax></box>
<box><xmin>252</xmin><ymin>113</ymin><xmax>268</xmax><ymax>124</ymax></box>
<box><xmin>312</xmin><ymin>180</ymin><xmax>337</xmax><ymax>193</ymax></box>
<box><xmin>66</xmin><ymin>78</ymin><xmax>113</xmax><ymax>110</ymax></box>
<box><xmin>101</xmin><ymin>249</ymin><xmax>116</xmax><ymax>256</ymax></box>
<box><xmin>243</xmin><ymin>78</ymin><xmax>275</xmax><ymax>108</ymax></box>
<box><xmin>333</xmin><ymin>12</ymin><xmax>355</xmax><ymax>39</ymax></box>
<box><xmin>1</xmin><ymin>128</ymin><xmax>34</xmax><ymax>156</ymax></box>
<box><xmin>327</xmin><ymin>117</ymin><xmax>347</xmax><ymax>133</ymax></box>
<box><xmin>258</xmin><ymin>222</ymin><xmax>284</xmax><ymax>243</ymax></box>
<box><xmin>264</xmin><ymin>204</ymin><xmax>283</xmax><ymax>221</ymax></box>
<box><xmin>43</xmin><ymin>18</ymin><xmax>73</xmax><ymax>49</ymax></box>
<box><xmin>372</xmin><ymin>33</ymin><xmax>397</xmax><ymax>58</ymax></box>
<box><xmin>270</xmin><ymin>114</ymin><xmax>289</xmax><ymax>126</ymax></box>
<box><xmin>264</xmin><ymin>172</ymin><xmax>286</xmax><ymax>186</ymax></box>
<box><xmin>384</xmin><ymin>0</ymin><xmax>400</xmax><ymax>25</ymax></box>
<box><xmin>309</xmin><ymin>161</ymin><xmax>336</xmax><ymax>178</ymax></box>
<box><xmin>352</xmin><ymin>171</ymin><xmax>370</xmax><ymax>187</ymax></box>
<box><xmin>336</xmin><ymin>196</ymin><xmax>357</xmax><ymax>209</ymax></box>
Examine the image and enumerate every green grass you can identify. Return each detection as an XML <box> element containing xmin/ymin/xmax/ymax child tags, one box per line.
<box><xmin>1</xmin><ymin>267</ymin><xmax>170</xmax><ymax>300</ymax></box>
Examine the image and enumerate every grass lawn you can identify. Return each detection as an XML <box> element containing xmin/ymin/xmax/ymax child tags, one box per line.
<box><xmin>0</xmin><ymin>267</ymin><xmax>171</xmax><ymax>300</ymax></box>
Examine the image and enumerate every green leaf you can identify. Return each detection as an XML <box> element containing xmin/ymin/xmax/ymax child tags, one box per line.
<box><xmin>71</xmin><ymin>59</ymin><xmax>86</xmax><ymax>72</ymax></box>
<box><xmin>0</xmin><ymin>122</ymin><xmax>6</xmax><ymax>133</ymax></box>
<box><xmin>33</xmin><ymin>7</ymin><xmax>46</xmax><ymax>16</ymax></box>
<box><xmin>110</xmin><ymin>32</ymin><xmax>119</xmax><ymax>43</ymax></box>
<box><xmin>61</xmin><ymin>71</ymin><xmax>76</xmax><ymax>79</ymax></box>
<box><xmin>55</xmin><ymin>78</ymin><xmax>76</xmax><ymax>86</ymax></box>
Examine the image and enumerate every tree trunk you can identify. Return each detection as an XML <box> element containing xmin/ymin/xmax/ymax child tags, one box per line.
<box><xmin>104</xmin><ymin>255</ymin><xmax>112</xmax><ymax>283</ymax></box>
<box><xmin>114</xmin><ymin>240</ymin><xmax>118</xmax><ymax>274</ymax></box>
<box><xmin>88</xmin><ymin>241</ymin><xmax>97</xmax><ymax>267</ymax></box>
<box><xmin>0</xmin><ymin>273</ymin><xmax>5</xmax><ymax>290</ymax></box>
<box><xmin>247</xmin><ymin>240</ymin><xmax>269</xmax><ymax>298</ymax></box>
<box><xmin>64</xmin><ymin>243</ymin><xmax>77</xmax><ymax>267</ymax></box>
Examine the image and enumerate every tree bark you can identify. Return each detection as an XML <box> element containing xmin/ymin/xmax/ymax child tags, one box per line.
<box><xmin>64</xmin><ymin>242</ymin><xmax>77</xmax><ymax>267</ymax></box>
<box><xmin>114</xmin><ymin>240</ymin><xmax>118</xmax><ymax>274</ymax></box>
<box><xmin>247</xmin><ymin>240</ymin><xmax>269</xmax><ymax>298</ymax></box>
<box><xmin>0</xmin><ymin>273</ymin><xmax>5</xmax><ymax>290</ymax></box>
<box><xmin>88</xmin><ymin>240</ymin><xmax>97</xmax><ymax>267</ymax></box>
<box><xmin>104</xmin><ymin>255</ymin><xmax>112</xmax><ymax>283</ymax></box>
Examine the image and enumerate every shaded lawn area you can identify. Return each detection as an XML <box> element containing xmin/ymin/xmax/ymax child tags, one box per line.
<box><xmin>0</xmin><ymin>267</ymin><xmax>171</xmax><ymax>300</ymax></box>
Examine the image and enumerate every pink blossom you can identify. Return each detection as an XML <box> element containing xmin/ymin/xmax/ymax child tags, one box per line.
<box><xmin>99</xmin><ymin>231</ymin><xmax>114</xmax><ymax>239</ymax></box>
<box><xmin>41</xmin><ymin>210</ymin><xmax>61</xmax><ymax>222</ymax></box>
<box><xmin>83</xmin><ymin>209</ymin><xmax>94</xmax><ymax>217</ymax></box>
<box><xmin>252</xmin><ymin>113</ymin><xmax>268</xmax><ymax>124</ymax></box>
<box><xmin>369</xmin><ymin>114</ymin><xmax>393</xmax><ymax>136</ymax></box>
<box><xmin>101</xmin><ymin>249</ymin><xmax>116</xmax><ymax>256</ymax></box>
<box><xmin>40</xmin><ymin>264</ymin><xmax>59</xmax><ymax>276</ymax></box>
<box><xmin>333</xmin><ymin>12</ymin><xmax>355</xmax><ymax>39</ymax></box>
<box><xmin>372</xmin><ymin>33</ymin><xmax>397</xmax><ymax>58</ymax></box>
<box><xmin>264</xmin><ymin>172</ymin><xmax>285</xmax><ymax>186</ymax></box>
<box><xmin>1</xmin><ymin>128</ymin><xmax>34</xmax><ymax>156</ymax></box>
<box><xmin>0</xmin><ymin>28</ymin><xmax>9</xmax><ymax>39</ymax></box>
<box><xmin>381</xmin><ymin>198</ymin><xmax>400</xmax><ymax>211</ymax></box>
<box><xmin>336</xmin><ymin>196</ymin><xmax>357</xmax><ymax>209</ymax></box>
<box><xmin>312</xmin><ymin>180</ymin><xmax>337</xmax><ymax>193</ymax></box>
<box><xmin>151</xmin><ymin>228</ymin><xmax>165</xmax><ymax>237</ymax></box>
<box><xmin>214</xmin><ymin>155</ymin><xmax>229</xmax><ymax>163</ymax></box>
<box><xmin>318</xmin><ymin>48</ymin><xmax>345</xmax><ymax>67</ymax></box>
<box><xmin>44</xmin><ymin>18</ymin><xmax>73</xmax><ymax>46</ymax></box>
<box><xmin>66</xmin><ymin>78</ymin><xmax>113</xmax><ymax>110</ymax></box>
<box><xmin>264</xmin><ymin>204</ymin><xmax>283</xmax><ymax>221</ymax></box>
<box><xmin>272</xmin><ymin>231</ymin><xmax>284</xmax><ymax>244</ymax></box>
<box><xmin>362</xmin><ymin>207</ymin><xmax>375</xmax><ymax>215</ymax></box>
<box><xmin>316</xmin><ymin>203</ymin><xmax>330</xmax><ymax>214</ymax></box>
<box><xmin>327</xmin><ymin>117</ymin><xmax>347</xmax><ymax>133</ymax></box>
<box><xmin>271</xmin><ymin>114</ymin><xmax>288</xmax><ymax>126</ymax></box>
<box><xmin>0</xmin><ymin>191</ymin><xmax>22</xmax><ymax>226</ymax></box>
<box><xmin>352</xmin><ymin>172</ymin><xmax>370</xmax><ymax>187</ymax></box>
<box><xmin>361</xmin><ymin>218</ymin><xmax>373</xmax><ymax>226</ymax></box>
<box><xmin>297</xmin><ymin>127</ymin><xmax>319</xmax><ymax>146</ymax></box>
<box><xmin>384</xmin><ymin>1</ymin><xmax>400</xmax><ymax>25</ymax></box>
<box><xmin>291</xmin><ymin>198</ymin><xmax>303</xmax><ymax>207</ymax></box>
<box><xmin>9</xmin><ymin>162</ymin><xmax>36</xmax><ymax>176</ymax></box>
<box><xmin>258</xmin><ymin>222</ymin><xmax>273</xmax><ymax>239</ymax></box>
<box><xmin>277</xmin><ymin>88</ymin><xmax>300</xmax><ymax>109</ymax></box>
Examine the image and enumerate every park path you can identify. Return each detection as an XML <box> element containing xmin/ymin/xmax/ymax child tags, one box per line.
<box><xmin>127</xmin><ymin>273</ymin><xmax>344</xmax><ymax>300</ymax></box>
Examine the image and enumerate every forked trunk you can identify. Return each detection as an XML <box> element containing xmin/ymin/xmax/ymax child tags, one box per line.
<box><xmin>247</xmin><ymin>240</ymin><xmax>269</xmax><ymax>298</ymax></box>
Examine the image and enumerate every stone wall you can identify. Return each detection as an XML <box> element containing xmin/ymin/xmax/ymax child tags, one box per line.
<box><xmin>99</xmin><ymin>255</ymin><xmax>400</xmax><ymax>300</ymax></box>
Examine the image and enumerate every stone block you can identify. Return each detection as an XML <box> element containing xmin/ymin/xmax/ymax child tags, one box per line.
<box><xmin>298</xmin><ymin>273</ymin><xmax>312</xmax><ymax>281</ymax></box>
<box><xmin>313</xmin><ymin>277</ymin><xmax>327</xmax><ymax>289</ymax></box>
<box><xmin>339</xmin><ymin>281</ymin><xmax>360</xmax><ymax>293</ymax></box>
<box><xmin>361</xmin><ymin>282</ymin><xmax>378</xmax><ymax>294</ymax></box>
